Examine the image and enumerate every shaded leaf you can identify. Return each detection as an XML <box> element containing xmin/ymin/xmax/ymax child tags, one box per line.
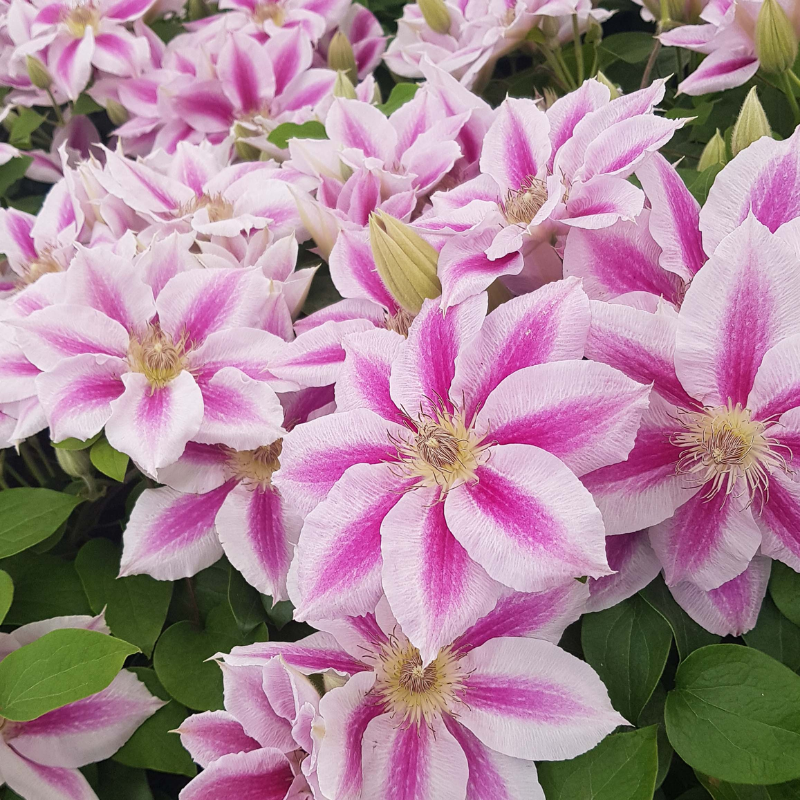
<box><xmin>0</xmin><ymin>488</ymin><xmax>81</xmax><ymax>559</ymax></box>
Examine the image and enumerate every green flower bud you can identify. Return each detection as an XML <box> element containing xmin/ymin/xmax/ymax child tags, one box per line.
<box><xmin>54</xmin><ymin>447</ymin><xmax>93</xmax><ymax>480</ymax></box>
<box><xmin>333</xmin><ymin>69</ymin><xmax>357</xmax><ymax>99</ymax></box>
<box><xmin>595</xmin><ymin>71</ymin><xmax>620</xmax><ymax>99</ymax></box>
<box><xmin>697</xmin><ymin>129</ymin><xmax>728</xmax><ymax>171</ymax></box>
<box><xmin>369</xmin><ymin>211</ymin><xmax>441</xmax><ymax>314</ymax></box>
<box><xmin>418</xmin><ymin>0</ymin><xmax>451</xmax><ymax>34</ymax></box>
<box><xmin>187</xmin><ymin>0</ymin><xmax>210</xmax><ymax>21</ymax></box>
<box><xmin>106</xmin><ymin>99</ymin><xmax>128</xmax><ymax>126</ymax></box>
<box><xmin>235</xmin><ymin>139</ymin><xmax>261</xmax><ymax>161</ymax></box>
<box><xmin>583</xmin><ymin>16</ymin><xmax>603</xmax><ymax>45</ymax></box>
<box><xmin>26</xmin><ymin>55</ymin><xmax>51</xmax><ymax>90</ymax></box>
<box><xmin>756</xmin><ymin>0</ymin><xmax>798</xmax><ymax>74</ymax></box>
<box><xmin>327</xmin><ymin>31</ymin><xmax>358</xmax><ymax>84</ymax></box>
<box><xmin>731</xmin><ymin>87</ymin><xmax>772</xmax><ymax>156</ymax></box>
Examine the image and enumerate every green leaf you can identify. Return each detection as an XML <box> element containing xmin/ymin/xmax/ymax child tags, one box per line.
<box><xmin>581</xmin><ymin>595</ymin><xmax>673</xmax><ymax>722</ymax></box>
<box><xmin>0</xmin><ymin>489</ymin><xmax>81</xmax><ymax>559</ymax></box>
<box><xmin>698</xmin><ymin>773</ymin><xmax>800</xmax><ymax>799</ymax></box>
<box><xmin>262</xmin><ymin>595</ymin><xmax>293</xmax><ymax>630</ymax></box>
<box><xmin>228</xmin><ymin>566</ymin><xmax>267</xmax><ymax>634</ymax></box>
<box><xmin>666</xmin><ymin>644</ymin><xmax>800</xmax><ymax>784</ymax></box>
<box><xmin>377</xmin><ymin>82</ymin><xmax>420</xmax><ymax>115</ymax></box>
<box><xmin>8</xmin><ymin>108</ymin><xmax>44</xmax><ymax>148</ymax></box>
<box><xmin>90</xmin><ymin>437</ymin><xmax>129</xmax><ymax>482</ymax></box>
<box><xmin>75</xmin><ymin>538</ymin><xmax>119</xmax><ymax>614</ymax></box>
<box><xmin>638</xmin><ymin>683</ymin><xmax>673</xmax><ymax>789</ymax></box>
<box><xmin>537</xmin><ymin>726</ymin><xmax>659</xmax><ymax>800</ymax></box>
<box><xmin>53</xmin><ymin>432</ymin><xmax>103</xmax><ymax>450</ymax></box>
<box><xmin>0</xmin><ymin>570</ymin><xmax>13</xmax><ymax>626</ymax></box>
<box><xmin>770</xmin><ymin>561</ymin><xmax>800</xmax><ymax>627</ymax></box>
<box><xmin>72</xmin><ymin>93</ymin><xmax>103</xmax><ymax>115</ymax></box>
<box><xmin>114</xmin><ymin>668</ymin><xmax>196</xmax><ymax>777</ymax></box>
<box><xmin>599</xmin><ymin>32</ymin><xmax>656</xmax><ymax>64</ymax></box>
<box><xmin>0</xmin><ymin>156</ymin><xmax>32</xmax><ymax>197</ymax></box>
<box><xmin>640</xmin><ymin>576</ymin><xmax>720</xmax><ymax>660</ymax></box>
<box><xmin>97</xmin><ymin>762</ymin><xmax>154</xmax><ymax>800</ymax></box>
<box><xmin>267</xmin><ymin>121</ymin><xmax>327</xmax><ymax>150</ymax></box>
<box><xmin>0</xmin><ymin>628</ymin><xmax>139</xmax><ymax>721</ymax></box>
<box><xmin>744</xmin><ymin>594</ymin><xmax>800</xmax><ymax>671</ymax></box>
<box><xmin>688</xmin><ymin>164</ymin><xmax>724</xmax><ymax>204</ymax></box>
<box><xmin>154</xmin><ymin>605</ymin><xmax>243</xmax><ymax>711</ymax></box>
<box><xmin>1</xmin><ymin>552</ymin><xmax>91</xmax><ymax>624</ymax></box>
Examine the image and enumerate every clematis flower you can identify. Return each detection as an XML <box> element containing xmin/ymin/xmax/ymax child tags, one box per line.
<box><xmin>12</xmin><ymin>243</ymin><xmax>290</xmax><ymax>475</ymax></box>
<box><xmin>419</xmin><ymin>79</ymin><xmax>686</xmax><ymax>294</ymax></box>
<box><xmin>178</xmin><ymin>649</ymin><xmax>326</xmax><ymax>800</ymax></box>
<box><xmin>275</xmin><ymin>281</ymin><xmax>651</xmax><ymax>662</ymax></box>
<box><xmin>582</xmin><ymin>214</ymin><xmax>800</xmax><ymax>634</ymax></box>
<box><xmin>120</xmin><ymin>387</ymin><xmax>333</xmax><ymax>590</ymax></box>
<box><xmin>313</xmin><ymin>4</ymin><xmax>386</xmax><ymax>79</ymax></box>
<box><xmin>8</xmin><ymin>0</ymin><xmax>155</xmax><ymax>100</ymax></box>
<box><xmin>0</xmin><ymin>613</ymin><xmax>163</xmax><ymax>800</ymax></box>
<box><xmin>218</xmin><ymin>588</ymin><xmax>622</xmax><ymax>800</ymax></box>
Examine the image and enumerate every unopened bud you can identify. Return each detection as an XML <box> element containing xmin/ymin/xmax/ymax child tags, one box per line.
<box><xmin>235</xmin><ymin>139</ymin><xmax>261</xmax><ymax>161</ymax></box>
<box><xmin>595</xmin><ymin>71</ymin><xmax>620</xmax><ymax>100</ymax></box>
<box><xmin>731</xmin><ymin>87</ymin><xmax>772</xmax><ymax>156</ymax></box>
<box><xmin>756</xmin><ymin>0</ymin><xmax>798</xmax><ymax>74</ymax></box>
<box><xmin>584</xmin><ymin>16</ymin><xmax>603</xmax><ymax>45</ymax></box>
<box><xmin>542</xmin><ymin>87</ymin><xmax>558</xmax><ymax>108</ymax></box>
<box><xmin>418</xmin><ymin>0</ymin><xmax>451</xmax><ymax>34</ymax></box>
<box><xmin>54</xmin><ymin>447</ymin><xmax>92</xmax><ymax>480</ymax></box>
<box><xmin>540</xmin><ymin>15</ymin><xmax>560</xmax><ymax>41</ymax></box>
<box><xmin>187</xmin><ymin>0</ymin><xmax>209</xmax><ymax>20</ymax></box>
<box><xmin>697</xmin><ymin>129</ymin><xmax>727</xmax><ymax>171</ymax></box>
<box><xmin>106</xmin><ymin>99</ymin><xmax>128</xmax><ymax>126</ymax></box>
<box><xmin>333</xmin><ymin>70</ymin><xmax>357</xmax><ymax>99</ymax></box>
<box><xmin>26</xmin><ymin>55</ymin><xmax>51</xmax><ymax>90</ymax></box>
<box><xmin>327</xmin><ymin>31</ymin><xmax>358</xmax><ymax>84</ymax></box>
<box><xmin>369</xmin><ymin>211</ymin><xmax>441</xmax><ymax>314</ymax></box>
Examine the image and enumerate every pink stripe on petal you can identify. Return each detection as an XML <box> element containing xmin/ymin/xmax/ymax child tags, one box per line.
<box><xmin>445</xmin><ymin>443</ymin><xmax>610</xmax><ymax>592</ymax></box>
<box><xmin>382</xmin><ymin>488</ymin><xmax>502</xmax><ymax>664</ymax></box>
<box><xmin>0</xmin><ymin>739</ymin><xmax>94</xmax><ymax>800</ymax></box>
<box><xmin>178</xmin><ymin>711</ymin><xmax>261</xmax><ymax>768</ymax></box>
<box><xmin>758</xmin><ymin>468</ymin><xmax>800</xmax><ymax>571</ymax></box>
<box><xmin>747</xmin><ymin>335</ymin><xmax>800</xmax><ymax>420</ymax></box>
<box><xmin>677</xmin><ymin>51</ymin><xmax>758</xmax><ymax>96</ymax></box>
<box><xmin>329</xmin><ymin>228</ymin><xmax>397</xmax><ymax>311</ymax></box>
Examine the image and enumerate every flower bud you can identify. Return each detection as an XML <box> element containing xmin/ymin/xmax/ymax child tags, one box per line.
<box><xmin>106</xmin><ymin>99</ymin><xmax>128</xmax><ymax>126</ymax></box>
<box><xmin>333</xmin><ymin>69</ymin><xmax>357</xmax><ymax>99</ymax></box>
<box><xmin>235</xmin><ymin>139</ymin><xmax>261</xmax><ymax>161</ymax></box>
<box><xmin>54</xmin><ymin>447</ymin><xmax>92</xmax><ymax>480</ymax></box>
<box><xmin>187</xmin><ymin>0</ymin><xmax>209</xmax><ymax>20</ymax></box>
<box><xmin>595</xmin><ymin>71</ymin><xmax>620</xmax><ymax>99</ymax></box>
<box><xmin>756</xmin><ymin>0</ymin><xmax>798</xmax><ymax>74</ymax></box>
<box><xmin>731</xmin><ymin>87</ymin><xmax>772</xmax><ymax>156</ymax></box>
<box><xmin>26</xmin><ymin>55</ymin><xmax>51</xmax><ymax>90</ymax></box>
<box><xmin>697</xmin><ymin>129</ymin><xmax>727</xmax><ymax>171</ymax></box>
<box><xmin>540</xmin><ymin>15</ymin><xmax>560</xmax><ymax>41</ymax></box>
<box><xmin>584</xmin><ymin>15</ymin><xmax>603</xmax><ymax>45</ymax></box>
<box><xmin>418</xmin><ymin>0</ymin><xmax>451</xmax><ymax>34</ymax></box>
<box><xmin>327</xmin><ymin>31</ymin><xmax>358</xmax><ymax>84</ymax></box>
<box><xmin>369</xmin><ymin>211</ymin><xmax>441</xmax><ymax>314</ymax></box>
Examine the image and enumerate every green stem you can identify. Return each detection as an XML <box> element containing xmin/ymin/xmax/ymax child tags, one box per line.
<box><xmin>20</xmin><ymin>442</ymin><xmax>47</xmax><ymax>486</ymax></box>
<box><xmin>788</xmin><ymin>69</ymin><xmax>800</xmax><ymax>91</ymax></box>
<box><xmin>30</xmin><ymin>436</ymin><xmax>56</xmax><ymax>478</ymax></box>
<box><xmin>640</xmin><ymin>35</ymin><xmax>662</xmax><ymax>88</ymax></box>
<box><xmin>47</xmin><ymin>89</ymin><xmax>64</xmax><ymax>126</ymax></box>
<box><xmin>4</xmin><ymin>460</ymin><xmax>30</xmax><ymax>487</ymax></box>
<box><xmin>555</xmin><ymin>47</ymin><xmax>578</xmax><ymax>90</ymax></box>
<box><xmin>541</xmin><ymin>46</ymin><xmax>574</xmax><ymax>91</ymax></box>
<box><xmin>571</xmin><ymin>14</ymin><xmax>584</xmax><ymax>85</ymax></box>
<box><xmin>781</xmin><ymin>71</ymin><xmax>800</xmax><ymax>124</ymax></box>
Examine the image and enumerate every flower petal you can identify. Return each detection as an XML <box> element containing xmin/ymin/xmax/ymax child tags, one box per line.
<box><xmin>178</xmin><ymin>711</ymin><xmax>261</xmax><ymax>768</ymax></box>
<box><xmin>0</xmin><ymin>739</ymin><xmax>94</xmax><ymax>800</ymax></box>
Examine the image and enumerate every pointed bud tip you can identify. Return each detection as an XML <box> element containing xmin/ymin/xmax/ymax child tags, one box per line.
<box><xmin>698</xmin><ymin>129</ymin><xmax>728</xmax><ymax>171</ymax></box>
<box><xmin>755</xmin><ymin>0</ymin><xmax>798</xmax><ymax>74</ymax></box>
<box><xmin>333</xmin><ymin>70</ymin><xmax>357</xmax><ymax>99</ymax></box>
<box><xmin>731</xmin><ymin>87</ymin><xmax>772</xmax><ymax>156</ymax></box>
<box><xmin>595</xmin><ymin>71</ymin><xmax>620</xmax><ymax>100</ymax></box>
<box><xmin>418</xmin><ymin>0</ymin><xmax>451</xmax><ymax>34</ymax></box>
<box><xmin>327</xmin><ymin>31</ymin><xmax>358</xmax><ymax>84</ymax></box>
<box><xmin>26</xmin><ymin>55</ymin><xmax>51</xmax><ymax>90</ymax></box>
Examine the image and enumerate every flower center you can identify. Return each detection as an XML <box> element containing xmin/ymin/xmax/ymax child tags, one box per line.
<box><xmin>391</xmin><ymin>406</ymin><xmax>486</xmax><ymax>492</ymax></box>
<box><xmin>16</xmin><ymin>251</ymin><xmax>63</xmax><ymax>287</ymax></box>
<box><xmin>672</xmin><ymin>400</ymin><xmax>790</xmax><ymax>504</ymax></box>
<box><xmin>178</xmin><ymin>194</ymin><xmax>234</xmax><ymax>223</ymax></box>
<box><xmin>253</xmin><ymin>1</ymin><xmax>285</xmax><ymax>24</ymax></box>
<box><xmin>384</xmin><ymin>308</ymin><xmax>415</xmax><ymax>337</ymax></box>
<box><xmin>374</xmin><ymin>637</ymin><xmax>463</xmax><ymax>726</ymax></box>
<box><xmin>226</xmin><ymin>441</ymin><xmax>282</xmax><ymax>488</ymax></box>
<box><xmin>500</xmin><ymin>176</ymin><xmax>548</xmax><ymax>226</ymax></box>
<box><xmin>128</xmin><ymin>325</ymin><xmax>189</xmax><ymax>389</ymax></box>
<box><xmin>64</xmin><ymin>4</ymin><xmax>100</xmax><ymax>37</ymax></box>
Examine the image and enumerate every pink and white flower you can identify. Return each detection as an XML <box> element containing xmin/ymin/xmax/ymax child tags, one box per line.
<box><xmin>582</xmin><ymin>214</ymin><xmax>800</xmax><ymax>633</ymax></box>
<box><xmin>178</xmin><ymin>650</ymin><xmax>326</xmax><ymax>800</ymax></box>
<box><xmin>219</xmin><ymin>589</ymin><xmax>622</xmax><ymax>800</ymax></box>
<box><xmin>313</xmin><ymin>3</ymin><xmax>386</xmax><ymax>78</ymax></box>
<box><xmin>0</xmin><ymin>613</ymin><xmax>163</xmax><ymax>800</ymax></box>
<box><xmin>275</xmin><ymin>282</ymin><xmax>651</xmax><ymax>661</ymax></box>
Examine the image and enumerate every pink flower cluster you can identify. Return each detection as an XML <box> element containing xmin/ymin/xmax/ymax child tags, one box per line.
<box><xmin>3</xmin><ymin>0</ymin><xmax>800</xmax><ymax>790</ymax></box>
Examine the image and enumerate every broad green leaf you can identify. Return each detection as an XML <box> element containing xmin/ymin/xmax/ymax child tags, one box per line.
<box><xmin>665</xmin><ymin>644</ymin><xmax>800</xmax><ymax>784</ymax></box>
<box><xmin>97</xmin><ymin>762</ymin><xmax>154</xmax><ymax>800</ymax></box>
<box><xmin>53</xmin><ymin>432</ymin><xmax>103</xmax><ymax>450</ymax></box>
<box><xmin>378</xmin><ymin>82</ymin><xmax>420</xmax><ymax>115</ymax></box>
<box><xmin>689</xmin><ymin>164</ymin><xmax>724</xmax><ymax>204</ymax></box>
<box><xmin>267</xmin><ymin>121</ymin><xmax>327</xmax><ymax>150</ymax></box>
<box><xmin>698</xmin><ymin>773</ymin><xmax>800</xmax><ymax>799</ymax></box>
<box><xmin>0</xmin><ymin>156</ymin><xmax>32</xmax><ymax>197</ymax></box>
<box><xmin>228</xmin><ymin>566</ymin><xmax>267</xmax><ymax>634</ymax></box>
<box><xmin>2</xmin><ymin>552</ymin><xmax>91</xmax><ymax>624</ymax></box>
<box><xmin>262</xmin><ymin>595</ymin><xmax>293</xmax><ymax>630</ymax></box>
<box><xmin>114</xmin><ymin>669</ymin><xmax>196</xmax><ymax>777</ymax></box>
<box><xmin>9</xmin><ymin>108</ymin><xmax>44</xmax><ymax>148</ymax></box>
<box><xmin>640</xmin><ymin>577</ymin><xmax>719</xmax><ymax>660</ymax></box>
<box><xmin>581</xmin><ymin>595</ymin><xmax>673</xmax><ymax>722</ymax></box>
<box><xmin>7</xmin><ymin>194</ymin><xmax>44</xmax><ymax>214</ymax></box>
<box><xmin>0</xmin><ymin>628</ymin><xmax>139</xmax><ymax>721</ymax></box>
<box><xmin>0</xmin><ymin>489</ymin><xmax>81</xmax><ymax>559</ymax></box>
<box><xmin>0</xmin><ymin>571</ymin><xmax>13</xmax><ymax>625</ymax></box>
<box><xmin>170</xmin><ymin>560</ymin><xmax>230</xmax><ymax>624</ymax></box>
<box><xmin>770</xmin><ymin>562</ymin><xmax>800</xmax><ymax>628</ymax></box>
<box><xmin>638</xmin><ymin>683</ymin><xmax>673</xmax><ymax>789</ymax></box>
<box><xmin>538</xmin><ymin>726</ymin><xmax>659</xmax><ymax>800</ymax></box>
<box><xmin>90</xmin><ymin>437</ymin><xmax>129</xmax><ymax>482</ymax></box>
<box><xmin>75</xmin><ymin>538</ymin><xmax>119</xmax><ymax>614</ymax></box>
<box><xmin>153</xmin><ymin>605</ymin><xmax>243</xmax><ymax>711</ymax></box>
<box><xmin>599</xmin><ymin>32</ymin><xmax>655</xmax><ymax>64</ymax></box>
<box><xmin>72</xmin><ymin>93</ymin><xmax>103</xmax><ymax>115</ymax></box>
<box><xmin>744</xmin><ymin>594</ymin><xmax>800</xmax><ymax>671</ymax></box>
